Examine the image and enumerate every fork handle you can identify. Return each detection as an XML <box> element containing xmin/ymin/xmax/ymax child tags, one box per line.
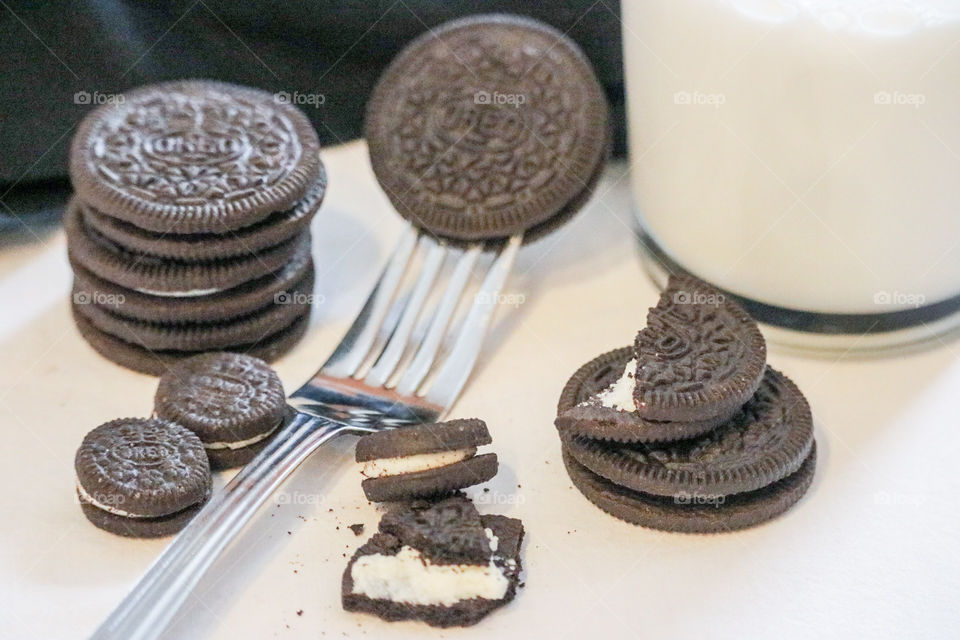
<box><xmin>90</xmin><ymin>412</ymin><xmax>346</xmax><ymax>640</ymax></box>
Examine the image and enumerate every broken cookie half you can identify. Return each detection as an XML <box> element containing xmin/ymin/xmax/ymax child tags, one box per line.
<box><xmin>355</xmin><ymin>419</ymin><xmax>498</xmax><ymax>502</ymax></box>
<box><xmin>342</xmin><ymin>495</ymin><xmax>524</xmax><ymax>627</ymax></box>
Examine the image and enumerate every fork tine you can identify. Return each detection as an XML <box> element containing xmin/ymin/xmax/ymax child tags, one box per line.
<box><xmin>365</xmin><ymin>237</ymin><xmax>447</xmax><ymax>387</ymax></box>
<box><xmin>319</xmin><ymin>226</ymin><xmax>418</xmax><ymax>378</ymax></box>
<box><xmin>424</xmin><ymin>234</ymin><xmax>522</xmax><ymax>407</ymax></box>
<box><xmin>395</xmin><ymin>244</ymin><xmax>482</xmax><ymax>395</ymax></box>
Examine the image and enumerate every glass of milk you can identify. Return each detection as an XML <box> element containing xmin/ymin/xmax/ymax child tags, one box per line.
<box><xmin>623</xmin><ymin>0</ymin><xmax>960</xmax><ymax>351</ymax></box>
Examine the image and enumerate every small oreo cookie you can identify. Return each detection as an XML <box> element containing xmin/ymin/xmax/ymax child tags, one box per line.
<box><xmin>632</xmin><ymin>275</ymin><xmax>766</xmax><ymax>422</ymax></box>
<box><xmin>75</xmin><ymin>417</ymin><xmax>211</xmax><ymax>537</ymax></box>
<box><xmin>154</xmin><ymin>352</ymin><xmax>288</xmax><ymax>469</ymax></box>
<box><xmin>73</xmin><ymin>306</ymin><xmax>309</xmax><ymax>376</ymax></box>
<box><xmin>79</xmin><ymin>169</ymin><xmax>326</xmax><ymax>261</ymax></box>
<box><xmin>355</xmin><ymin>419</ymin><xmax>498</xmax><ymax>502</ymax></box>
<box><xmin>366</xmin><ymin>14</ymin><xmax>608</xmax><ymax>241</ymax></box>
<box><xmin>342</xmin><ymin>495</ymin><xmax>524</xmax><ymax>627</ymax></box>
<box><xmin>555</xmin><ymin>347</ymin><xmax>730</xmax><ymax>443</ymax></box>
<box><xmin>65</xmin><ymin>199</ymin><xmax>310</xmax><ymax>294</ymax></box>
<box><xmin>70</xmin><ymin>80</ymin><xmax>322</xmax><ymax>234</ymax></box>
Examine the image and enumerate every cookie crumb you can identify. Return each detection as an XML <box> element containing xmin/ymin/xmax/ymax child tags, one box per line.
<box><xmin>349</xmin><ymin>523</ymin><xmax>364</xmax><ymax>535</ymax></box>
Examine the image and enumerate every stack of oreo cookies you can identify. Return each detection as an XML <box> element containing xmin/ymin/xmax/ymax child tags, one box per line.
<box><xmin>66</xmin><ymin>80</ymin><xmax>325</xmax><ymax>375</ymax></box>
<box><xmin>555</xmin><ymin>275</ymin><xmax>817</xmax><ymax>533</ymax></box>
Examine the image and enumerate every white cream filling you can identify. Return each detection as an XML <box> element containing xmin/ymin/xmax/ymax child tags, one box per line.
<box><xmin>76</xmin><ymin>480</ymin><xmax>144</xmax><ymax>518</ymax></box>
<box><xmin>360</xmin><ymin>447</ymin><xmax>477</xmax><ymax>478</ymax></box>
<box><xmin>134</xmin><ymin>287</ymin><xmax>222</xmax><ymax>297</ymax></box>
<box><xmin>350</xmin><ymin>528</ymin><xmax>509</xmax><ymax>606</ymax></box>
<box><xmin>204</xmin><ymin>421</ymin><xmax>281</xmax><ymax>450</ymax></box>
<box><xmin>592</xmin><ymin>357</ymin><xmax>639</xmax><ymax>412</ymax></box>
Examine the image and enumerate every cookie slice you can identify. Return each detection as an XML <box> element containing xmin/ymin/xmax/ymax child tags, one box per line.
<box><xmin>72</xmin><ymin>273</ymin><xmax>312</xmax><ymax>352</ymax></box>
<box><xmin>562</xmin><ymin>367</ymin><xmax>815</xmax><ymax>498</ymax></box>
<box><xmin>70</xmin><ymin>252</ymin><xmax>314</xmax><ymax>324</ymax></box>
<box><xmin>79</xmin><ymin>168</ymin><xmax>326</xmax><ymax>260</ymax></box>
<box><xmin>365</xmin><ymin>14</ymin><xmax>608</xmax><ymax>241</ymax></box>
<box><xmin>355</xmin><ymin>419</ymin><xmax>498</xmax><ymax>502</ymax></box>
<box><xmin>555</xmin><ymin>347</ymin><xmax>733</xmax><ymax>443</ymax></box>
<box><xmin>154</xmin><ymin>352</ymin><xmax>288</xmax><ymax>469</ymax></box>
<box><xmin>563</xmin><ymin>443</ymin><xmax>816</xmax><ymax>533</ymax></box>
<box><xmin>75</xmin><ymin>417</ymin><xmax>212</xmax><ymax>537</ymax></box>
<box><xmin>73</xmin><ymin>305</ymin><xmax>309</xmax><ymax>376</ymax></box>
<box><xmin>342</xmin><ymin>496</ymin><xmax>524</xmax><ymax>627</ymax></box>
<box><xmin>65</xmin><ymin>198</ymin><xmax>310</xmax><ymax>294</ymax></box>
<box><xmin>633</xmin><ymin>275</ymin><xmax>766</xmax><ymax>422</ymax></box>
<box><xmin>69</xmin><ymin>79</ymin><xmax>322</xmax><ymax>234</ymax></box>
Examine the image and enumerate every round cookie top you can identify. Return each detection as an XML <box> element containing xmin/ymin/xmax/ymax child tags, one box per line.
<box><xmin>69</xmin><ymin>80</ymin><xmax>322</xmax><ymax>234</ymax></box>
<box><xmin>562</xmin><ymin>367</ymin><xmax>815</xmax><ymax>498</ymax></box>
<box><xmin>365</xmin><ymin>14</ymin><xmax>609</xmax><ymax>241</ymax></box>
<box><xmin>74</xmin><ymin>417</ymin><xmax>210</xmax><ymax>518</ymax></box>
<box><xmin>154</xmin><ymin>352</ymin><xmax>287</xmax><ymax>443</ymax></box>
<box><xmin>633</xmin><ymin>275</ymin><xmax>767</xmax><ymax>422</ymax></box>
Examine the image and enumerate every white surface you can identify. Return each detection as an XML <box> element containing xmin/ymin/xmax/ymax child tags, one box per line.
<box><xmin>1</xmin><ymin>141</ymin><xmax>958</xmax><ymax>639</ymax></box>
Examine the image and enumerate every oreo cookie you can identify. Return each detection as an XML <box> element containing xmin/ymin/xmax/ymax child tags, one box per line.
<box><xmin>72</xmin><ymin>274</ymin><xmax>312</xmax><ymax>352</ymax></box>
<box><xmin>69</xmin><ymin>80</ymin><xmax>322</xmax><ymax>234</ymax></box>
<box><xmin>563</xmin><ymin>367</ymin><xmax>815</xmax><ymax>498</ymax></box>
<box><xmin>79</xmin><ymin>170</ymin><xmax>326</xmax><ymax>261</ymax></box>
<box><xmin>365</xmin><ymin>14</ymin><xmax>609</xmax><ymax>241</ymax></box>
<box><xmin>342</xmin><ymin>496</ymin><xmax>524</xmax><ymax>627</ymax></box>
<box><xmin>555</xmin><ymin>347</ymin><xmax>730</xmax><ymax>443</ymax></box>
<box><xmin>356</xmin><ymin>419</ymin><xmax>497</xmax><ymax>502</ymax></box>
<box><xmin>70</xmin><ymin>251</ymin><xmax>314</xmax><ymax>324</ymax></box>
<box><xmin>73</xmin><ymin>306</ymin><xmax>309</xmax><ymax>376</ymax></box>
<box><xmin>75</xmin><ymin>417</ymin><xmax>212</xmax><ymax>537</ymax></box>
<box><xmin>154</xmin><ymin>353</ymin><xmax>288</xmax><ymax>469</ymax></box>
<box><xmin>562</xmin><ymin>443</ymin><xmax>816</xmax><ymax>534</ymax></box>
<box><xmin>65</xmin><ymin>198</ymin><xmax>310</xmax><ymax>294</ymax></box>
<box><xmin>633</xmin><ymin>275</ymin><xmax>766</xmax><ymax>422</ymax></box>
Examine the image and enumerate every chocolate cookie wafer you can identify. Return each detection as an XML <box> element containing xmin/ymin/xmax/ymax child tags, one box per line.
<box><xmin>555</xmin><ymin>347</ymin><xmax>730</xmax><ymax>443</ymax></box>
<box><xmin>70</xmin><ymin>80</ymin><xmax>322</xmax><ymax>234</ymax></box>
<box><xmin>73</xmin><ymin>306</ymin><xmax>309</xmax><ymax>376</ymax></box>
<box><xmin>70</xmin><ymin>250</ymin><xmax>314</xmax><ymax>324</ymax></box>
<box><xmin>65</xmin><ymin>198</ymin><xmax>311</xmax><ymax>294</ymax></box>
<box><xmin>80</xmin><ymin>168</ymin><xmax>326</xmax><ymax>260</ymax></box>
<box><xmin>366</xmin><ymin>14</ymin><xmax>609</xmax><ymax>241</ymax></box>
<box><xmin>356</xmin><ymin>419</ymin><xmax>498</xmax><ymax>502</ymax></box>
<box><xmin>155</xmin><ymin>353</ymin><xmax>288</xmax><ymax>468</ymax></box>
<box><xmin>75</xmin><ymin>417</ymin><xmax>212</xmax><ymax>537</ymax></box>
<box><xmin>633</xmin><ymin>275</ymin><xmax>767</xmax><ymax>423</ymax></box>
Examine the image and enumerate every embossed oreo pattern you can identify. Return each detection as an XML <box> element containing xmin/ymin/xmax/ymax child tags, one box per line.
<box><xmin>562</xmin><ymin>367</ymin><xmax>815</xmax><ymax>497</ymax></box>
<box><xmin>154</xmin><ymin>352</ymin><xmax>287</xmax><ymax>443</ymax></box>
<box><xmin>366</xmin><ymin>14</ymin><xmax>608</xmax><ymax>240</ymax></box>
<box><xmin>633</xmin><ymin>275</ymin><xmax>766</xmax><ymax>422</ymax></box>
<box><xmin>74</xmin><ymin>418</ymin><xmax>210</xmax><ymax>518</ymax></box>
<box><xmin>70</xmin><ymin>80</ymin><xmax>321</xmax><ymax>233</ymax></box>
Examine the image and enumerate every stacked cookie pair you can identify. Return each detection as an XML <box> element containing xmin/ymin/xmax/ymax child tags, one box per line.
<box><xmin>75</xmin><ymin>352</ymin><xmax>289</xmax><ymax>537</ymax></box>
<box><xmin>67</xmin><ymin>80</ymin><xmax>325</xmax><ymax>375</ymax></box>
<box><xmin>555</xmin><ymin>275</ymin><xmax>817</xmax><ymax>533</ymax></box>
<box><xmin>343</xmin><ymin>420</ymin><xmax>524</xmax><ymax>628</ymax></box>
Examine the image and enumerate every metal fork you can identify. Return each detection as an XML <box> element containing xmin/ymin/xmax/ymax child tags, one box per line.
<box><xmin>91</xmin><ymin>225</ymin><xmax>523</xmax><ymax>640</ymax></box>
